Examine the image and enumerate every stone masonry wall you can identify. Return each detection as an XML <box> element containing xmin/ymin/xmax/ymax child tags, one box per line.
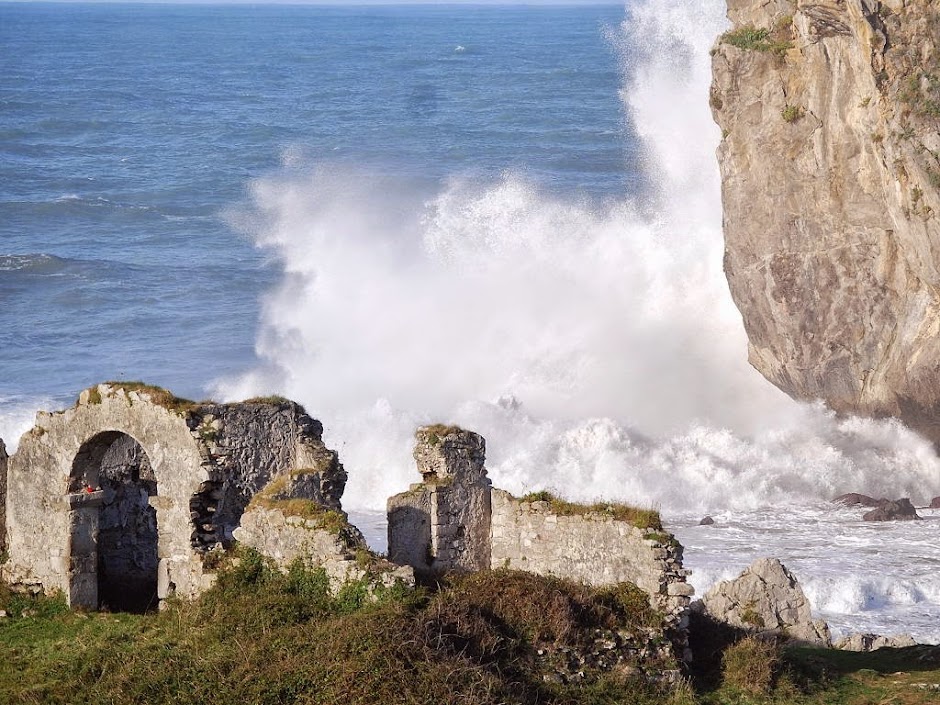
<box><xmin>388</xmin><ymin>427</ymin><xmax>491</xmax><ymax>577</ymax></box>
<box><xmin>234</xmin><ymin>504</ymin><xmax>414</xmax><ymax>592</ymax></box>
<box><xmin>388</xmin><ymin>427</ymin><xmax>693</xmax><ymax>658</ymax></box>
<box><xmin>5</xmin><ymin>383</ymin><xmax>350</xmax><ymax>610</ymax></box>
<box><xmin>490</xmin><ymin>489</ymin><xmax>693</xmax><ymax>656</ymax></box>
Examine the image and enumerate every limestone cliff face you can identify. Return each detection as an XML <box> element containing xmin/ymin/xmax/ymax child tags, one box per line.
<box><xmin>712</xmin><ymin>0</ymin><xmax>940</xmax><ymax>439</ymax></box>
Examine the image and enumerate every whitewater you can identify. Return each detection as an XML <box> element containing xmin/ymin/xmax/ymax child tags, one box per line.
<box><xmin>3</xmin><ymin>0</ymin><xmax>940</xmax><ymax>642</ymax></box>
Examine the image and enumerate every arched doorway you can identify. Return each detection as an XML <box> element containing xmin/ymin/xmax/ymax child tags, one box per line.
<box><xmin>69</xmin><ymin>431</ymin><xmax>159</xmax><ymax>612</ymax></box>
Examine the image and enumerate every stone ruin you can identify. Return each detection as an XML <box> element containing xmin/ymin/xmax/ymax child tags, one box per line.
<box><xmin>388</xmin><ymin>425</ymin><xmax>693</xmax><ymax>659</ymax></box>
<box><xmin>0</xmin><ymin>385</ymin><xmax>691</xmax><ymax>657</ymax></box>
<box><xmin>0</xmin><ymin>383</ymin><xmax>391</xmax><ymax>612</ymax></box>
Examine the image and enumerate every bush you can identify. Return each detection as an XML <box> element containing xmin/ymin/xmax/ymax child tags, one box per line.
<box><xmin>721</xmin><ymin>635</ymin><xmax>782</xmax><ymax>695</ymax></box>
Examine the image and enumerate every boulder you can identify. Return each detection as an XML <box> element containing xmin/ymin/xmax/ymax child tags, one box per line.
<box><xmin>832</xmin><ymin>493</ymin><xmax>882</xmax><ymax>507</ymax></box>
<box><xmin>836</xmin><ymin>632</ymin><xmax>917</xmax><ymax>652</ymax></box>
<box><xmin>699</xmin><ymin>515</ymin><xmax>715</xmax><ymax>526</ymax></box>
<box><xmin>930</xmin><ymin>497</ymin><xmax>940</xmax><ymax>509</ymax></box>
<box><xmin>862</xmin><ymin>498</ymin><xmax>920</xmax><ymax>522</ymax></box>
<box><xmin>701</xmin><ymin>557</ymin><xmax>830</xmax><ymax>646</ymax></box>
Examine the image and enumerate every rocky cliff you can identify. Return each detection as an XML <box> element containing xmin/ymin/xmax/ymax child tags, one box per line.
<box><xmin>712</xmin><ymin>0</ymin><xmax>940</xmax><ymax>439</ymax></box>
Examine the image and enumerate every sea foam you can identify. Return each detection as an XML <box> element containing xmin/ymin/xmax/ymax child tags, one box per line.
<box><xmin>214</xmin><ymin>0</ymin><xmax>940</xmax><ymax>514</ymax></box>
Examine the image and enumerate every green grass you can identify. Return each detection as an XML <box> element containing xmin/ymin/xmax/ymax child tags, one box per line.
<box><xmin>0</xmin><ymin>561</ymin><xmax>687</xmax><ymax>705</ymax></box>
<box><xmin>3</xmin><ymin>566</ymin><xmax>940</xmax><ymax>705</ymax></box>
<box><xmin>243</xmin><ymin>395</ymin><xmax>293</xmax><ymax>406</ymax></box>
<box><xmin>519</xmin><ymin>490</ymin><xmax>663</xmax><ymax>530</ymax></box>
<box><xmin>688</xmin><ymin>611</ymin><xmax>940</xmax><ymax>705</ymax></box>
<box><xmin>247</xmin><ymin>479</ymin><xmax>350</xmax><ymax>533</ymax></box>
<box><xmin>721</xmin><ymin>25</ymin><xmax>793</xmax><ymax>56</ymax></box>
<box><xmin>418</xmin><ymin>424</ymin><xmax>466</xmax><ymax>447</ymax></box>
<box><xmin>83</xmin><ymin>381</ymin><xmax>208</xmax><ymax>414</ymax></box>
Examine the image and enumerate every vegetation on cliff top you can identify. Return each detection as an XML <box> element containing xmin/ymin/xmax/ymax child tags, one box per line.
<box><xmin>720</xmin><ymin>22</ymin><xmax>793</xmax><ymax>57</ymax></box>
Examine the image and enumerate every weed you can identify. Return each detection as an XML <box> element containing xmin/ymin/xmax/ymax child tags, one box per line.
<box><xmin>720</xmin><ymin>635</ymin><xmax>781</xmax><ymax>696</ymax></box>
<box><xmin>721</xmin><ymin>25</ymin><xmax>792</xmax><ymax>56</ymax></box>
<box><xmin>243</xmin><ymin>395</ymin><xmax>292</xmax><ymax>406</ymax></box>
<box><xmin>518</xmin><ymin>490</ymin><xmax>663</xmax><ymax>530</ymax></box>
<box><xmin>782</xmin><ymin>104</ymin><xmax>804</xmax><ymax>123</ymax></box>
<box><xmin>419</xmin><ymin>424</ymin><xmax>465</xmax><ymax>446</ymax></box>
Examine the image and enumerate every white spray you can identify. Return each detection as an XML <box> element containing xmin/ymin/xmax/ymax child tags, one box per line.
<box><xmin>215</xmin><ymin>0</ymin><xmax>940</xmax><ymax>514</ymax></box>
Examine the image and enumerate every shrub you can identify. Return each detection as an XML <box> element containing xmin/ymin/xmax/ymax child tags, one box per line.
<box><xmin>721</xmin><ymin>635</ymin><xmax>782</xmax><ymax>695</ymax></box>
<box><xmin>722</xmin><ymin>25</ymin><xmax>793</xmax><ymax>55</ymax></box>
<box><xmin>782</xmin><ymin>104</ymin><xmax>804</xmax><ymax>123</ymax></box>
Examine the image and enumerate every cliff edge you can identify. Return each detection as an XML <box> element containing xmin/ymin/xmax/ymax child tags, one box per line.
<box><xmin>712</xmin><ymin>0</ymin><xmax>940</xmax><ymax>440</ymax></box>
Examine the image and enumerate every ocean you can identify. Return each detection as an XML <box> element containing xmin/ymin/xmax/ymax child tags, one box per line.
<box><xmin>4</xmin><ymin>0</ymin><xmax>940</xmax><ymax>643</ymax></box>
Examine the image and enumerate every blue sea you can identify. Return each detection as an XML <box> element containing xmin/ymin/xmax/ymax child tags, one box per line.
<box><xmin>1</xmin><ymin>1</ymin><xmax>630</xmax><ymax>405</ymax></box>
<box><xmin>5</xmin><ymin>0</ymin><xmax>940</xmax><ymax>642</ymax></box>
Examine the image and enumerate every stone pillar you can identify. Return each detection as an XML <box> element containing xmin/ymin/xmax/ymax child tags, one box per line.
<box><xmin>388</xmin><ymin>426</ymin><xmax>491</xmax><ymax>577</ymax></box>
<box><xmin>66</xmin><ymin>491</ymin><xmax>104</xmax><ymax>610</ymax></box>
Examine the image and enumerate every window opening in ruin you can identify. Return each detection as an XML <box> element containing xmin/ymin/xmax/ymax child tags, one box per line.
<box><xmin>190</xmin><ymin>480</ymin><xmax>223</xmax><ymax>551</ymax></box>
<box><xmin>69</xmin><ymin>431</ymin><xmax>159</xmax><ymax>613</ymax></box>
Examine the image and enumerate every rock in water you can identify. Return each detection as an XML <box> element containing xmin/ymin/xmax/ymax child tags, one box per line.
<box><xmin>701</xmin><ymin>557</ymin><xmax>830</xmax><ymax>646</ymax></box>
<box><xmin>833</xmin><ymin>493</ymin><xmax>882</xmax><ymax>507</ymax></box>
<box><xmin>862</xmin><ymin>497</ymin><xmax>921</xmax><ymax>521</ymax></box>
<box><xmin>699</xmin><ymin>515</ymin><xmax>715</xmax><ymax>525</ymax></box>
<box><xmin>711</xmin><ymin>0</ymin><xmax>940</xmax><ymax>442</ymax></box>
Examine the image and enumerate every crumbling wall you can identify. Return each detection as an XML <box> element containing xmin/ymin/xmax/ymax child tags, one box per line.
<box><xmin>387</xmin><ymin>426</ymin><xmax>693</xmax><ymax>659</ymax></box>
<box><xmin>185</xmin><ymin>400</ymin><xmax>347</xmax><ymax>549</ymax></box>
<box><xmin>490</xmin><ymin>489</ymin><xmax>693</xmax><ymax>656</ymax></box>
<box><xmin>4</xmin><ymin>383</ymin><xmax>351</xmax><ymax>610</ymax></box>
<box><xmin>234</xmin><ymin>504</ymin><xmax>414</xmax><ymax>592</ymax></box>
<box><xmin>388</xmin><ymin>427</ymin><xmax>491</xmax><ymax>577</ymax></box>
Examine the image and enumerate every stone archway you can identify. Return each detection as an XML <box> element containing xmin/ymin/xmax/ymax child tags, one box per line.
<box><xmin>69</xmin><ymin>431</ymin><xmax>159</xmax><ymax>612</ymax></box>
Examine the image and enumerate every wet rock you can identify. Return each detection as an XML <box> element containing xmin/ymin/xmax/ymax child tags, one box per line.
<box><xmin>930</xmin><ymin>497</ymin><xmax>940</xmax><ymax>509</ymax></box>
<box><xmin>862</xmin><ymin>498</ymin><xmax>920</xmax><ymax>522</ymax></box>
<box><xmin>833</xmin><ymin>493</ymin><xmax>882</xmax><ymax>507</ymax></box>
<box><xmin>699</xmin><ymin>515</ymin><xmax>715</xmax><ymax>525</ymax></box>
<box><xmin>701</xmin><ymin>557</ymin><xmax>830</xmax><ymax>646</ymax></box>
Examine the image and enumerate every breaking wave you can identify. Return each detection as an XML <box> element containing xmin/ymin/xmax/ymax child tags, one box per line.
<box><xmin>214</xmin><ymin>0</ymin><xmax>940</xmax><ymax>514</ymax></box>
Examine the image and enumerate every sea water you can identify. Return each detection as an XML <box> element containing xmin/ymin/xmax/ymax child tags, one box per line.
<box><xmin>3</xmin><ymin>0</ymin><xmax>940</xmax><ymax>643</ymax></box>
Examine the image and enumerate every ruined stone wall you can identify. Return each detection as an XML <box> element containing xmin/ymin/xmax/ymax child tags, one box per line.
<box><xmin>489</xmin><ymin>489</ymin><xmax>693</xmax><ymax>655</ymax></box>
<box><xmin>6</xmin><ymin>387</ymin><xmax>211</xmax><ymax>603</ymax></box>
<box><xmin>186</xmin><ymin>400</ymin><xmax>346</xmax><ymax>548</ymax></box>
<box><xmin>234</xmin><ymin>505</ymin><xmax>413</xmax><ymax>592</ymax></box>
<box><xmin>388</xmin><ymin>427</ymin><xmax>491</xmax><ymax>577</ymax></box>
<box><xmin>5</xmin><ymin>383</ymin><xmax>350</xmax><ymax>610</ymax></box>
<box><xmin>388</xmin><ymin>427</ymin><xmax>693</xmax><ymax>657</ymax></box>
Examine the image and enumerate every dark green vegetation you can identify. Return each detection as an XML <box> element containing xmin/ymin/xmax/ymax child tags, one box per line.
<box><xmin>520</xmin><ymin>490</ymin><xmax>663</xmax><ymax>530</ymax></box>
<box><xmin>688</xmin><ymin>612</ymin><xmax>940</xmax><ymax>704</ymax></box>
<box><xmin>0</xmin><ymin>559</ymin><xmax>684</xmax><ymax>705</ymax></box>
<box><xmin>721</xmin><ymin>23</ymin><xmax>793</xmax><ymax>56</ymax></box>
<box><xmin>2</xmin><ymin>567</ymin><xmax>940</xmax><ymax>704</ymax></box>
